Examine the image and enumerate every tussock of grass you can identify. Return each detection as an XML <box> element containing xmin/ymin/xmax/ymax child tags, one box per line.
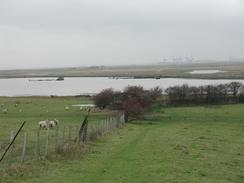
<box><xmin>55</xmin><ymin>142</ymin><xmax>90</xmax><ymax>159</ymax></box>
<box><xmin>142</xmin><ymin>113</ymin><xmax>171</xmax><ymax>121</ymax></box>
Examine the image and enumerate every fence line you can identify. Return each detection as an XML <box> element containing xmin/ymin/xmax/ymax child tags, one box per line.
<box><xmin>21</xmin><ymin>132</ymin><xmax>27</xmax><ymax>163</ymax></box>
<box><xmin>45</xmin><ymin>128</ymin><xmax>50</xmax><ymax>159</ymax></box>
<box><xmin>62</xmin><ymin>127</ymin><xmax>65</xmax><ymax>145</ymax></box>
<box><xmin>7</xmin><ymin>131</ymin><xmax>14</xmax><ymax>162</ymax></box>
<box><xmin>0</xmin><ymin>144</ymin><xmax>1</xmax><ymax>156</ymax></box>
<box><xmin>35</xmin><ymin>130</ymin><xmax>40</xmax><ymax>160</ymax></box>
<box><xmin>0</xmin><ymin>114</ymin><xmax>125</xmax><ymax>164</ymax></box>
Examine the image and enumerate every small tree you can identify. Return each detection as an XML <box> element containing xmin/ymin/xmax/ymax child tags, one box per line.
<box><xmin>94</xmin><ymin>86</ymin><xmax>152</xmax><ymax>122</ymax></box>
<box><xmin>239</xmin><ymin>86</ymin><xmax>244</xmax><ymax>103</ymax></box>
<box><xmin>147</xmin><ymin>86</ymin><xmax>163</xmax><ymax>101</ymax></box>
<box><xmin>229</xmin><ymin>82</ymin><xmax>242</xmax><ymax>97</ymax></box>
<box><xmin>93</xmin><ymin>88</ymin><xmax>114</xmax><ymax>109</ymax></box>
<box><xmin>121</xmin><ymin>86</ymin><xmax>151</xmax><ymax>122</ymax></box>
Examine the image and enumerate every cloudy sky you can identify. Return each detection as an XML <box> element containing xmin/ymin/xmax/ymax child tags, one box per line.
<box><xmin>0</xmin><ymin>0</ymin><xmax>243</xmax><ymax>69</ymax></box>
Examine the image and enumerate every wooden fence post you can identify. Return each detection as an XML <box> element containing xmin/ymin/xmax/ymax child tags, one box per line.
<box><xmin>45</xmin><ymin>128</ymin><xmax>50</xmax><ymax>159</ymax></box>
<box><xmin>113</xmin><ymin>117</ymin><xmax>116</xmax><ymax>129</ymax></box>
<box><xmin>103</xmin><ymin>120</ymin><xmax>106</xmax><ymax>134</ymax></box>
<box><xmin>111</xmin><ymin>117</ymin><xmax>114</xmax><ymax>130</ymax></box>
<box><xmin>105</xmin><ymin>119</ymin><xmax>107</xmax><ymax>133</ymax></box>
<box><xmin>0</xmin><ymin>136</ymin><xmax>2</xmax><ymax>154</ymax></box>
<box><xmin>76</xmin><ymin>125</ymin><xmax>79</xmax><ymax>143</ymax></box>
<box><xmin>0</xmin><ymin>122</ymin><xmax>26</xmax><ymax>163</ymax></box>
<box><xmin>83</xmin><ymin>122</ymin><xmax>88</xmax><ymax>142</ymax></box>
<box><xmin>68</xmin><ymin>126</ymin><xmax>71</xmax><ymax>142</ymax></box>
<box><xmin>109</xmin><ymin>118</ymin><xmax>111</xmax><ymax>131</ymax></box>
<box><xmin>119</xmin><ymin>115</ymin><xmax>121</xmax><ymax>126</ymax></box>
<box><xmin>79</xmin><ymin>114</ymin><xmax>89</xmax><ymax>143</ymax></box>
<box><xmin>108</xmin><ymin>118</ymin><xmax>110</xmax><ymax>132</ymax></box>
<box><xmin>98</xmin><ymin>122</ymin><xmax>102</xmax><ymax>135</ymax></box>
<box><xmin>8</xmin><ymin>130</ymin><xmax>14</xmax><ymax>162</ymax></box>
<box><xmin>55</xmin><ymin>127</ymin><xmax>59</xmax><ymax>151</ymax></box>
<box><xmin>21</xmin><ymin>132</ymin><xmax>27</xmax><ymax>163</ymax></box>
<box><xmin>62</xmin><ymin>126</ymin><xmax>65</xmax><ymax>144</ymax></box>
<box><xmin>76</xmin><ymin>126</ymin><xmax>80</xmax><ymax>144</ymax></box>
<box><xmin>116</xmin><ymin>116</ymin><xmax>120</xmax><ymax>128</ymax></box>
<box><xmin>35</xmin><ymin>129</ymin><xmax>40</xmax><ymax>160</ymax></box>
<box><xmin>109</xmin><ymin>118</ymin><xmax>111</xmax><ymax>130</ymax></box>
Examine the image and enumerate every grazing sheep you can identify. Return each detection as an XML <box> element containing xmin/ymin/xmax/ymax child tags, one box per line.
<box><xmin>54</xmin><ymin>118</ymin><xmax>59</xmax><ymax>125</ymax></box>
<box><xmin>2</xmin><ymin>109</ymin><xmax>8</xmax><ymax>114</ymax></box>
<box><xmin>65</xmin><ymin>106</ymin><xmax>70</xmax><ymax>111</ymax></box>
<box><xmin>39</xmin><ymin>120</ymin><xmax>49</xmax><ymax>130</ymax></box>
<box><xmin>91</xmin><ymin>107</ymin><xmax>101</xmax><ymax>113</ymax></box>
<box><xmin>48</xmin><ymin>121</ymin><xmax>56</xmax><ymax>128</ymax></box>
<box><xmin>48</xmin><ymin>118</ymin><xmax>59</xmax><ymax>129</ymax></box>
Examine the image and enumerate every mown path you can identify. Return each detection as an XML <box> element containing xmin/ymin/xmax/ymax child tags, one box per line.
<box><xmin>25</xmin><ymin>124</ymin><xmax>156</xmax><ymax>183</ymax></box>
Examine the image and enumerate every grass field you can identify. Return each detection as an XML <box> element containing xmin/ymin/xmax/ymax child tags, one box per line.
<box><xmin>0</xmin><ymin>98</ymin><xmax>244</xmax><ymax>183</ymax></box>
<box><xmin>0</xmin><ymin>96</ymin><xmax>108</xmax><ymax>135</ymax></box>
<box><xmin>0</xmin><ymin>96</ymin><xmax>118</xmax><ymax>167</ymax></box>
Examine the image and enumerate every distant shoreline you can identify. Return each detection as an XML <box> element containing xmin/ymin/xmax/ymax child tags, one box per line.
<box><xmin>0</xmin><ymin>75</ymin><xmax>244</xmax><ymax>80</ymax></box>
<box><xmin>0</xmin><ymin>62</ymin><xmax>244</xmax><ymax>80</ymax></box>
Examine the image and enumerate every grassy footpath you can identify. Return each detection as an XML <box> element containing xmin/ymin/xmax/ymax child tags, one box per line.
<box><xmin>1</xmin><ymin>99</ymin><xmax>244</xmax><ymax>182</ymax></box>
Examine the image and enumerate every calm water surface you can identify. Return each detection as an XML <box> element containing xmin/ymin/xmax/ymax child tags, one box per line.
<box><xmin>189</xmin><ymin>70</ymin><xmax>226</xmax><ymax>74</ymax></box>
<box><xmin>1</xmin><ymin>77</ymin><xmax>244</xmax><ymax>96</ymax></box>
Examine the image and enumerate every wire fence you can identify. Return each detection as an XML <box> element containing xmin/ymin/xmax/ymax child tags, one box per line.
<box><xmin>0</xmin><ymin>114</ymin><xmax>125</xmax><ymax>164</ymax></box>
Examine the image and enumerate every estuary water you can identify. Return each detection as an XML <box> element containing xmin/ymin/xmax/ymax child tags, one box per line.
<box><xmin>0</xmin><ymin>77</ymin><xmax>244</xmax><ymax>96</ymax></box>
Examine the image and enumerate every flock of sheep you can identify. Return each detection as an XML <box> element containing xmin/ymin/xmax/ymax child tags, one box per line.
<box><xmin>1</xmin><ymin>103</ymin><xmax>96</xmax><ymax>130</ymax></box>
<box><xmin>38</xmin><ymin>105</ymin><xmax>97</xmax><ymax>130</ymax></box>
<box><xmin>1</xmin><ymin>103</ymin><xmax>9</xmax><ymax>114</ymax></box>
<box><xmin>39</xmin><ymin>118</ymin><xmax>59</xmax><ymax>130</ymax></box>
<box><xmin>1</xmin><ymin>103</ymin><xmax>20</xmax><ymax>114</ymax></box>
<box><xmin>38</xmin><ymin>106</ymin><xmax>71</xmax><ymax>130</ymax></box>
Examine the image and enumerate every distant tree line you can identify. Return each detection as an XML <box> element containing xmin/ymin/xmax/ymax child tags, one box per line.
<box><xmin>165</xmin><ymin>82</ymin><xmax>244</xmax><ymax>105</ymax></box>
<box><xmin>93</xmin><ymin>82</ymin><xmax>244</xmax><ymax>122</ymax></box>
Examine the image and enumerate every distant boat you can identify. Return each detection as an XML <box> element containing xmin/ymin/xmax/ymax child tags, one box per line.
<box><xmin>56</xmin><ymin>76</ymin><xmax>64</xmax><ymax>81</ymax></box>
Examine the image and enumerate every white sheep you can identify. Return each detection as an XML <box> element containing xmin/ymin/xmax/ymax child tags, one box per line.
<box><xmin>54</xmin><ymin>118</ymin><xmax>59</xmax><ymax>125</ymax></box>
<box><xmin>48</xmin><ymin>119</ymin><xmax>59</xmax><ymax>129</ymax></box>
<box><xmin>65</xmin><ymin>106</ymin><xmax>70</xmax><ymax>111</ymax></box>
<box><xmin>39</xmin><ymin>120</ymin><xmax>49</xmax><ymax>130</ymax></box>
<box><xmin>2</xmin><ymin>109</ymin><xmax>8</xmax><ymax>114</ymax></box>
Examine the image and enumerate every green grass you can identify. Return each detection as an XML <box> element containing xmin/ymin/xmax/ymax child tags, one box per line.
<box><xmin>1</xmin><ymin>98</ymin><xmax>244</xmax><ymax>182</ymax></box>
<box><xmin>0</xmin><ymin>96</ymin><xmax>115</xmax><ymax>164</ymax></box>
<box><xmin>0</xmin><ymin>96</ymin><xmax>115</xmax><ymax>134</ymax></box>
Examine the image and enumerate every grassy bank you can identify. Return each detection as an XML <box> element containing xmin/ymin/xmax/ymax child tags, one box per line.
<box><xmin>1</xmin><ymin>62</ymin><xmax>244</xmax><ymax>79</ymax></box>
<box><xmin>0</xmin><ymin>98</ymin><xmax>244</xmax><ymax>182</ymax></box>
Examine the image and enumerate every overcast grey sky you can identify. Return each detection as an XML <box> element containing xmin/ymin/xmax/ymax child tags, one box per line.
<box><xmin>0</xmin><ymin>0</ymin><xmax>243</xmax><ymax>69</ymax></box>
